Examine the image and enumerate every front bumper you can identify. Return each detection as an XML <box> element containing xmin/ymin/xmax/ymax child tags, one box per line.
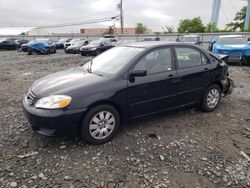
<box><xmin>80</xmin><ymin>49</ymin><xmax>96</xmax><ymax>56</ymax></box>
<box><xmin>65</xmin><ymin>48</ymin><xmax>80</xmax><ymax>54</ymax></box>
<box><xmin>216</xmin><ymin>53</ymin><xmax>250</xmax><ymax>64</ymax></box>
<box><xmin>22</xmin><ymin>99</ymin><xmax>87</xmax><ymax>136</ymax></box>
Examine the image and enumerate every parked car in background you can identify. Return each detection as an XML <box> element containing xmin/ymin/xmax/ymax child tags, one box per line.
<box><xmin>20</xmin><ymin>43</ymin><xmax>29</xmax><ymax>52</ymax></box>
<box><xmin>80</xmin><ymin>38</ymin><xmax>116</xmax><ymax>56</ymax></box>
<box><xmin>64</xmin><ymin>38</ymin><xmax>85</xmax><ymax>49</ymax></box>
<box><xmin>211</xmin><ymin>35</ymin><xmax>250</xmax><ymax>65</ymax></box>
<box><xmin>23</xmin><ymin>42</ymin><xmax>234</xmax><ymax>144</ymax></box>
<box><xmin>142</xmin><ymin>37</ymin><xmax>160</xmax><ymax>41</ymax></box>
<box><xmin>0</xmin><ymin>38</ymin><xmax>20</xmax><ymax>50</ymax></box>
<box><xmin>65</xmin><ymin>39</ymin><xmax>90</xmax><ymax>54</ymax></box>
<box><xmin>178</xmin><ymin>35</ymin><xmax>201</xmax><ymax>45</ymax></box>
<box><xmin>28</xmin><ymin>39</ymin><xmax>56</xmax><ymax>55</ymax></box>
<box><xmin>16</xmin><ymin>39</ymin><xmax>29</xmax><ymax>47</ymax></box>
<box><xmin>56</xmin><ymin>38</ymin><xmax>72</xmax><ymax>49</ymax></box>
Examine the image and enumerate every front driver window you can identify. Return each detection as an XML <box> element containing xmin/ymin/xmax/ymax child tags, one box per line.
<box><xmin>176</xmin><ymin>47</ymin><xmax>207</xmax><ymax>69</ymax></box>
<box><xmin>134</xmin><ymin>48</ymin><xmax>172</xmax><ymax>75</ymax></box>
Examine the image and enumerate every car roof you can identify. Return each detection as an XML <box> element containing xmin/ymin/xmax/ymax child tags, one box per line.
<box><xmin>218</xmin><ymin>35</ymin><xmax>243</xmax><ymax>38</ymax></box>
<box><xmin>123</xmin><ymin>41</ymin><xmax>198</xmax><ymax>49</ymax></box>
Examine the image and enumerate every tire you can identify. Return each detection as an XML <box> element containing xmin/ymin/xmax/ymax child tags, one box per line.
<box><xmin>28</xmin><ymin>48</ymin><xmax>32</xmax><ymax>55</ymax></box>
<box><xmin>80</xmin><ymin>104</ymin><xmax>120</xmax><ymax>145</ymax></box>
<box><xmin>200</xmin><ymin>84</ymin><xmax>221</xmax><ymax>112</ymax></box>
<box><xmin>95</xmin><ymin>49</ymin><xmax>101</xmax><ymax>56</ymax></box>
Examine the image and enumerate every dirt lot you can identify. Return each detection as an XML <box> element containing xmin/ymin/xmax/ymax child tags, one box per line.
<box><xmin>0</xmin><ymin>50</ymin><xmax>249</xmax><ymax>188</ymax></box>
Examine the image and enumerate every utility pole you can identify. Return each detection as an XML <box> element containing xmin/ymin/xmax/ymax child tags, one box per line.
<box><xmin>210</xmin><ymin>0</ymin><xmax>221</xmax><ymax>26</ymax></box>
<box><xmin>244</xmin><ymin>0</ymin><xmax>250</xmax><ymax>31</ymax></box>
<box><xmin>119</xmin><ymin>0</ymin><xmax>124</xmax><ymax>34</ymax></box>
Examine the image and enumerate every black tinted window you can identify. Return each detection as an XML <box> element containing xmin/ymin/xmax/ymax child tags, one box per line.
<box><xmin>176</xmin><ymin>47</ymin><xmax>207</xmax><ymax>69</ymax></box>
<box><xmin>134</xmin><ymin>48</ymin><xmax>172</xmax><ymax>74</ymax></box>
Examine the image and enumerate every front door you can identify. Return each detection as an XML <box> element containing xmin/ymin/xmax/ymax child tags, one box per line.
<box><xmin>127</xmin><ymin>47</ymin><xmax>179</xmax><ymax>118</ymax></box>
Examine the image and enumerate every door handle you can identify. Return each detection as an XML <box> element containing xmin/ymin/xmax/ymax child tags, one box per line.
<box><xmin>168</xmin><ymin>74</ymin><xmax>180</xmax><ymax>83</ymax></box>
<box><xmin>168</xmin><ymin>74</ymin><xmax>174</xmax><ymax>78</ymax></box>
<box><xmin>203</xmin><ymin>68</ymin><xmax>209</xmax><ymax>72</ymax></box>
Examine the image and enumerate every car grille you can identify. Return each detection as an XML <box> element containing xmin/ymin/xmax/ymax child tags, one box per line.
<box><xmin>25</xmin><ymin>91</ymin><xmax>37</xmax><ymax>105</ymax></box>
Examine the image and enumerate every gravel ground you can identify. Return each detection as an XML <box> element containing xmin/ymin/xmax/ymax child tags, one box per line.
<box><xmin>0</xmin><ymin>50</ymin><xmax>249</xmax><ymax>188</ymax></box>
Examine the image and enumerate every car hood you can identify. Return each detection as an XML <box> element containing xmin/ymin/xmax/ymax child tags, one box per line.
<box><xmin>213</xmin><ymin>44</ymin><xmax>250</xmax><ymax>56</ymax></box>
<box><xmin>31</xmin><ymin>68</ymin><xmax>107</xmax><ymax>97</ymax></box>
<box><xmin>67</xmin><ymin>45</ymin><xmax>81</xmax><ymax>49</ymax></box>
<box><xmin>81</xmin><ymin>45</ymin><xmax>99</xmax><ymax>49</ymax></box>
<box><xmin>214</xmin><ymin>44</ymin><xmax>250</xmax><ymax>50</ymax></box>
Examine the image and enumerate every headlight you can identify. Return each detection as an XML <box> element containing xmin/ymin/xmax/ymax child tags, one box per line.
<box><xmin>35</xmin><ymin>95</ymin><xmax>71</xmax><ymax>109</ymax></box>
<box><xmin>91</xmin><ymin>48</ymin><xmax>97</xmax><ymax>50</ymax></box>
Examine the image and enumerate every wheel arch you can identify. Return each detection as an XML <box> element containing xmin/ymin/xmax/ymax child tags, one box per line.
<box><xmin>76</xmin><ymin>100</ymin><xmax>124</xmax><ymax>136</ymax></box>
<box><xmin>211</xmin><ymin>80</ymin><xmax>223</xmax><ymax>92</ymax></box>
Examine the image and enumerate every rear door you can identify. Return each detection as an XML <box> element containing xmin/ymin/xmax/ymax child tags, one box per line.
<box><xmin>174</xmin><ymin>46</ymin><xmax>212</xmax><ymax>105</ymax></box>
<box><xmin>127</xmin><ymin>47</ymin><xmax>179</xmax><ymax>117</ymax></box>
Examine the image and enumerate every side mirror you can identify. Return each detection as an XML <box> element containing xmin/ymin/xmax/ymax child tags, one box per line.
<box><xmin>129</xmin><ymin>70</ymin><xmax>147</xmax><ymax>82</ymax></box>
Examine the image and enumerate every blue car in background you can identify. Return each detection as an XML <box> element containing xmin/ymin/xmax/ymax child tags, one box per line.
<box><xmin>28</xmin><ymin>39</ymin><xmax>56</xmax><ymax>55</ymax></box>
<box><xmin>211</xmin><ymin>35</ymin><xmax>250</xmax><ymax>65</ymax></box>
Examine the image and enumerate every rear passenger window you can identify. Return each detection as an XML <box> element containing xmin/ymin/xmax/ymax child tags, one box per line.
<box><xmin>175</xmin><ymin>47</ymin><xmax>207</xmax><ymax>69</ymax></box>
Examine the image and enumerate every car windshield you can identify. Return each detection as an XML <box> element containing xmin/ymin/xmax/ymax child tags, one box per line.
<box><xmin>74</xmin><ymin>41</ymin><xmax>86</xmax><ymax>46</ymax></box>
<box><xmin>70</xmin><ymin>39</ymin><xmax>80</xmax><ymax>43</ymax></box>
<box><xmin>89</xmin><ymin>39</ymin><xmax>105</xmax><ymax>45</ymax></box>
<box><xmin>58</xmin><ymin>39</ymin><xmax>67</xmax><ymax>43</ymax></box>
<box><xmin>181</xmin><ymin>37</ymin><xmax>198</xmax><ymax>43</ymax></box>
<box><xmin>81</xmin><ymin>46</ymin><xmax>144</xmax><ymax>75</ymax></box>
<box><xmin>217</xmin><ymin>37</ymin><xmax>246</xmax><ymax>45</ymax></box>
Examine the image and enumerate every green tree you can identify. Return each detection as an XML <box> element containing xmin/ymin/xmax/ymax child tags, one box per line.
<box><xmin>177</xmin><ymin>17</ymin><xmax>205</xmax><ymax>33</ymax></box>
<box><xmin>162</xmin><ymin>25</ymin><xmax>175</xmax><ymax>33</ymax></box>
<box><xmin>205</xmin><ymin>23</ymin><xmax>219</xmax><ymax>33</ymax></box>
<box><xmin>135</xmin><ymin>23</ymin><xmax>147</xmax><ymax>34</ymax></box>
<box><xmin>103</xmin><ymin>24</ymin><xmax>116</xmax><ymax>35</ymax></box>
<box><xmin>226</xmin><ymin>6</ymin><xmax>249</xmax><ymax>31</ymax></box>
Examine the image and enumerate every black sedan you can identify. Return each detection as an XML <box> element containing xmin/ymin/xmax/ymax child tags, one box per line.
<box><xmin>0</xmin><ymin>38</ymin><xmax>19</xmax><ymax>50</ymax></box>
<box><xmin>23</xmin><ymin>42</ymin><xmax>234</xmax><ymax>144</ymax></box>
<box><xmin>65</xmin><ymin>40</ymin><xmax>89</xmax><ymax>54</ymax></box>
<box><xmin>80</xmin><ymin>39</ymin><xmax>115</xmax><ymax>56</ymax></box>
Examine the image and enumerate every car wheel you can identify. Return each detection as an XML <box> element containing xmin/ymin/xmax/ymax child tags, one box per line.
<box><xmin>201</xmin><ymin>84</ymin><xmax>221</xmax><ymax>112</ymax></box>
<box><xmin>80</xmin><ymin>104</ymin><xmax>120</xmax><ymax>145</ymax></box>
<box><xmin>96</xmin><ymin>49</ymin><xmax>101</xmax><ymax>56</ymax></box>
<box><xmin>28</xmin><ymin>49</ymin><xmax>32</xmax><ymax>55</ymax></box>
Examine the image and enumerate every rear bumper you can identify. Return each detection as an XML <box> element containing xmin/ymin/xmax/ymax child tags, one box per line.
<box><xmin>22</xmin><ymin>99</ymin><xmax>87</xmax><ymax>136</ymax></box>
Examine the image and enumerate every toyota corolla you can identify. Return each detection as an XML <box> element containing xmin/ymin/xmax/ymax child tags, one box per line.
<box><xmin>23</xmin><ymin>42</ymin><xmax>234</xmax><ymax>144</ymax></box>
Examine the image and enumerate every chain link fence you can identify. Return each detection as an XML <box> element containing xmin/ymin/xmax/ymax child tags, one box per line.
<box><xmin>1</xmin><ymin>32</ymin><xmax>250</xmax><ymax>50</ymax></box>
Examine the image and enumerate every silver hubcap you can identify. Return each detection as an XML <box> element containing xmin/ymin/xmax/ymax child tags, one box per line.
<box><xmin>207</xmin><ymin>88</ymin><xmax>220</xmax><ymax>109</ymax></box>
<box><xmin>89</xmin><ymin>111</ymin><xmax>115</xmax><ymax>140</ymax></box>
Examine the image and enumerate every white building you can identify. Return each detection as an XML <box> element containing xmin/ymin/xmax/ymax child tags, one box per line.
<box><xmin>0</xmin><ymin>27</ymin><xmax>50</xmax><ymax>35</ymax></box>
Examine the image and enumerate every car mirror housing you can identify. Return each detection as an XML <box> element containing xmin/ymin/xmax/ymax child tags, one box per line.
<box><xmin>129</xmin><ymin>70</ymin><xmax>147</xmax><ymax>82</ymax></box>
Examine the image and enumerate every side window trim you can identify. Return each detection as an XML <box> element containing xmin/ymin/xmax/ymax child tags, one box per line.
<box><xmin>130</xmin><ymin>46</ymin><xmax>175</xmax><ymax>75</ymax></box>
<box><xmin>173</xmin><ymin>45</ymin><xmax>210</xmax><ymax>70</ymax></box>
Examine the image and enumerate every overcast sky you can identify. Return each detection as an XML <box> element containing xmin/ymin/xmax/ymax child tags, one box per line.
<box><xmin>0</xmin><ymin>0</ymin><xmax>247</xmax><ymax>33</ymax></box>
